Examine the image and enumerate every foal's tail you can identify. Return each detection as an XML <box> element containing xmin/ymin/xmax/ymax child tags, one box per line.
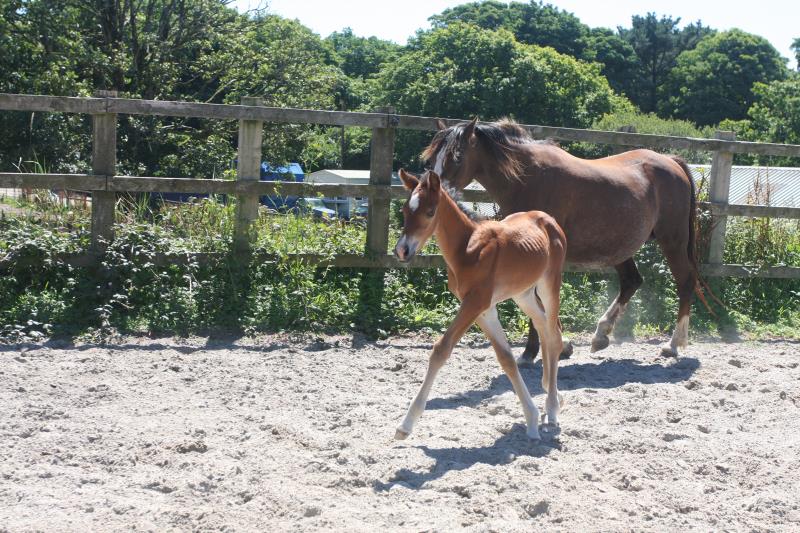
<box><xmin>669</xmin><ymin>155</ymin><xmax>722</xmax><ymax>315</ymax></box>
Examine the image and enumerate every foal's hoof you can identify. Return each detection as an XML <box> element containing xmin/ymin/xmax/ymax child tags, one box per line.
<box><xmin>394</xmin><ymin>428</ymin><xmax>410</xmax><ymax>440</ymax></box>
<box><xmin>590</xmin><ymin>335</ymin><xmax>610</xmax><ymax>353</ymax></box>
<box><xmin>559</xmin><ymin>340</ymin><xmax>574</xmax><ymax>360</ymax></box>
<box><xmin>516</xmin><ymin>352</ymin><xmax>535</xmax><ymax>367</ymax></box>
<box><xmin>526</xmin><ymin>428</ymin><xmax>541</xmax><ymax>442</ymax></box>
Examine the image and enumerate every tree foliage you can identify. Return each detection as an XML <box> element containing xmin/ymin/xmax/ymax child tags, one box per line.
<box><xmin>617</xmin><ymin>13</ymin><xmax>714</xmax><ymax>113</ymax></box>
<box><xmin>1</xmin><ymin>0</ymin><xmax>798</xmax><ymax>179</ymax></box>
<box><xmin>662</xmin><ymin>29</ymin><xmax>787</xmax><ymax>126</ymax></box>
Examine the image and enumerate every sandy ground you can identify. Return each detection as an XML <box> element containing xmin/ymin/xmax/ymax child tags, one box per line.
<box><xmin>1</xmin><ymin>333</ymin><xmax>799</xmax><ymax>532</ymax></box>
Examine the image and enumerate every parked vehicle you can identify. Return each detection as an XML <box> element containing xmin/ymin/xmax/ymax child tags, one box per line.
<box><xmin>294</xmin><ymin>197</ymin><xmax>337</xmax><ymax>219</ymax></box>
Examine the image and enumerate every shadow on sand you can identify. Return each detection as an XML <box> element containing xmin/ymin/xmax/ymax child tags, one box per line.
<box><xmin>374</xmin><ymin>423</ymin><xmax>558</xmax><ymax>491</ymax></box>
<box><xmin>426</xmin><ymin>356</ymin><xmax>700</xmax><ymax>411</ymax></box>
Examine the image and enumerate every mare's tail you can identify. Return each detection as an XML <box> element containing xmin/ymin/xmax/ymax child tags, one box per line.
<box><xmin>669</xmin><ymin>155</ymin><xmax>723</xmax><ymax>315</ymax></box>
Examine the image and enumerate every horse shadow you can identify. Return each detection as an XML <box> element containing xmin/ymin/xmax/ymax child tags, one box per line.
<box><xmin>426</xmin><ymin>356</ymin><xmax>700</xmax><ymax>411</ymax></box>
<box><xmin>374</xmin><ymin>423</ymin><xmax>557</xmax><ymax>491</ymax></box>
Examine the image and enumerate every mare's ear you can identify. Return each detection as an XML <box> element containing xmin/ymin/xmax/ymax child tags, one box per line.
<box><xmin>427</xmin><ymin>170</ymin><xmax>441</xmax><ymax>193</ymax></box>
<box><xmin>398</xmin><ymin>168</ymin><xmax>419</xmax><ymax>190</ymax></box>
<box><xmin>464</xmin><ymin>116</ymin><xmax>478</xmax><ymax>138</ymax></box>
<box><xmin>435</xmin><ymin>119</ymin><xmax>447</xmax><ymax>131</ymax></box>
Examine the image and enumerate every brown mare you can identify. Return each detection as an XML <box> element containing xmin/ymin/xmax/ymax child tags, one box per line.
<box><xmin>423</xmin><ymin>118</ymin><xmax>701</xmax><ymax>360</ymax></box>
<box><xmin>393</xmin><ymin>169</ymin><xmax>566</xmax><ymax>441</ymax></box>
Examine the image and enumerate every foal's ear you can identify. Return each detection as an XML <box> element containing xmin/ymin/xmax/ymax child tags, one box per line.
<box><xmin>398</xmin><ymin>168</ymin><xmax>419</xmax><ymax>190</ymax></box>
<box><xmin>435</xmin><ymin>119</ymin><xmax>447</xmax><ymax>131</ymax></box>
<box><xmin>427</xmin><ymin>170</ymin><xmax>441</xmax><ymax>193</ymax></box>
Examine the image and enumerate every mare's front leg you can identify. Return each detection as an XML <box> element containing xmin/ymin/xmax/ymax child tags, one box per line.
<box><xmin>395</xmin><ymin>293</ymin><xmax>489</xmax><ymax>440</ymax></box>
<box><xmin>591</xmin><ymin>258</ymin><xmax>643</xmax><ymax>352</ymax></box>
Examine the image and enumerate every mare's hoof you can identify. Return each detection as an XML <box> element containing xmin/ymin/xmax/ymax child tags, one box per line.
<box><xmin>660</xmin><ymin>344</ymin><xmax>679</xmax><ymax>358</ymax></box>
<box><xmin>559</xmin><ymin>340</ymin><xmax>574</xmax><ymax>360</ymax></box>
<box><xmin>590</xmin><ymin>336</ymin><xmax>609</xmax><ymax>353</ymax></box>
<box><xmin>394</xmin><ymin>428</ymin><xmax>410</xmax><ymax>440</ymax></box>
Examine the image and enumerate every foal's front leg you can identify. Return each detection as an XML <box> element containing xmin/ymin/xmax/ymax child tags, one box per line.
<box><xmin>476</xmin><ymin>307</ymin><xmax>542</xmax><ymax>440</ymax></box>
<box><xmin>395</xmin><ymin>295</ymin><xmax>487</xmax><ymax>440</ymax></box>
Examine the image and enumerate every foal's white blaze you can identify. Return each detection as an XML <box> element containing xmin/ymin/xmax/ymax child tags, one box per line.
<box><xmin>408</xmin><ymin>192</ymin><xmax>420</xmax><ymax>212</ymax></box>
<box><xmin>433</xmin><ymin>148</ymin><xmax>447</xmax><ymax>175</ymax></box>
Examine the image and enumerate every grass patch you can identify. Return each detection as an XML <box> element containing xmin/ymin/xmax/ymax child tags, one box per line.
<box><xmin>1</xmin><ymin>193</ymin><xmax>798</xmax><ymax>343</ymax></box>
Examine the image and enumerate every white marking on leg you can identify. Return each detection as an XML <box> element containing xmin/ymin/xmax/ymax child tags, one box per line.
<box><xmin>477</xmin><ymin>308</ymin><xmax>541</xmax><ymax>440</ymax></box>
<box><xmin>396</xmin><ymin>355</ymin><xmax>442</xmax><ymax>438</ymax></box>
<box><xmin>408</xmin><ymin>192</ymin><xmax>420</xmax><ymax>212</ymax></box>
<box><xmin>661</xmin><ymin>315</ymin><xmax>689</xmax><ymax>357</ymax></box>
<box><xmin>671</xmin><ymin>315</ymin><xmax>689</xmax><ymax>348</ymax></box>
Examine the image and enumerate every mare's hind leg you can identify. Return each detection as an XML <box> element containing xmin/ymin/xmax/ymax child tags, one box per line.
<box><xmin>591</xmin><ymin>258</ymin><xmax>643</xmax><ymax>352</ymax></box>
<box><xmin>657</xmin><ymin>240</ymin><xmax>695</xmax><ymax>357</ymax></box>
<box><xmin>519</xmin><ymin>320</ymin><xmax>574</xmax><ymax>366</ymax></box>
<box><xmin>476</xmin><ymin>307</ymin><xmax>541</xmax><ymax>440</ymax></box>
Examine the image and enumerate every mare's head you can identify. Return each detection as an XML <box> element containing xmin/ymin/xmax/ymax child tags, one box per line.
<box><xmin>394</xmin><ymin>168</ymin><xmax>442</xmax><ymax>262</ymax></box>
<box><xmin>420</xmin><ymin>117</ymin><xmax>529</xmax><ymax>192</ymax></box>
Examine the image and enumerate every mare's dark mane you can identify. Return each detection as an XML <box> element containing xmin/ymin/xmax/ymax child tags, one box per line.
<box><xmin>421</xmin><ymin>118</ymin><xmax>554</xmax><ymax>180</ymax></box>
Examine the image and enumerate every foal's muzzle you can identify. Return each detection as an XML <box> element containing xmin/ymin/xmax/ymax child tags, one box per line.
<box><xmin>394</xmin><ymin>236</ymin><xmax>417</xmax><ymax>263</ymax></box>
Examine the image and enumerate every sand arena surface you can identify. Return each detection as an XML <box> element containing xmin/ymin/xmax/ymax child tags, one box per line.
<box><xmin>1</xmin><ymin>334</ymin><xmax>799</xmax><ymax>531</ymax></box>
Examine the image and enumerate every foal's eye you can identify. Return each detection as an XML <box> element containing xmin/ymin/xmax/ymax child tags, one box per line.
<box><xmin>426</xmin><ymin>208</ymin><xmax>435</xmax><ymax>217</ymax></box>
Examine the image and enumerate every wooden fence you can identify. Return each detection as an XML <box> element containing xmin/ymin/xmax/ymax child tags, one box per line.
<box><xmin>1</xmin><ymin>92</ymin><xmax>800</xmax><ymax>279</ymax></box>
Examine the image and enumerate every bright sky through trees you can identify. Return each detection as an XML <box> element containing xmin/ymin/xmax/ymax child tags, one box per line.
<box><xmin>235</xmin><ymin>0</ymin><xmax>798</xmax><ymax>69</ymax></box>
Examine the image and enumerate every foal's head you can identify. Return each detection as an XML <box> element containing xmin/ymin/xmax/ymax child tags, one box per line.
<box><xmin>394</xmin><ymin>169</ymin><xmax>442</xmax><ymax>262</ymax></box>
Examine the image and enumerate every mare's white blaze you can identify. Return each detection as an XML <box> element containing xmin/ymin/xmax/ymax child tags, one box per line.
<box><xmin>408</xmin><ymin>192</ymin><xmax>420</xmax><ymax>212</ymax></box>
<box><xmin>433</xmin><ymin>148</ymin><xmax>447</xmax><ymax>175</ymax></box>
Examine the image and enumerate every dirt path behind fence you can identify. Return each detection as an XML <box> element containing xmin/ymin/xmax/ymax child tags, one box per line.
<box><xmin>1</xmin><ymin>334</ymin><xmax>799</xmax><ymax>531</ymax></box>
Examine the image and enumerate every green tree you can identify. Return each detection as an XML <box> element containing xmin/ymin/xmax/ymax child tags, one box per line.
<box><xmin>792</xmin><ymin>37</ymin><xmax>800</xmax><ymax>70</ymax></box>
<box><xmin>582</xmin><ymin>28</ymin><xmax>639</xmax><ymax>96</ymax></box>
<box><xmin>326</xmin><ymin>28</ymin><xmax>399</xmax><ymax>80</ymax></box>
<box><xmin>618</xmin><ymin>13</ymin><xmax>713</xmax><ymax>113</ymax></box>
<box><xmin>749</xmin><ymin>77</ymin><xmax>800</xmax><ymax>145</ymax></box>
<box><xmin>430</xmin><ymin>1</ymin><xmax>590</xmax><ymax>58</ymax></box>
<box><xmin>375</xmin><ymin>23</ymin><xmax>620</xmax><ymax>165</ymax></box>
<box><xmin>663</xmin><ymin>29</ymin><xmax>788</xmax><ymax>126</ymax></box>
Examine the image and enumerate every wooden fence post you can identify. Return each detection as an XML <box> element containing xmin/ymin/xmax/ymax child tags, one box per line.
<box><xmin>365</xmin><ymin>106</ymin><xmax>396</xmax><ymax>260</ymax></box>
<box><xmin>234</xmin><ymin>96</ymin><xmax>264</xmax><ymax>252</ymax></box>
<box><xmin>707</xmin><ymin>130</ymin><xmax>736</xmax><ymax>264</ymax></box>
<box><xmin>90</xmin><ymin>90</ymin><xmax>118</xmax><ymax>252</ymax></box>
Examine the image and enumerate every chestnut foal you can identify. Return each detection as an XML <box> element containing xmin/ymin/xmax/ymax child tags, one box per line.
<box><xmin>393</xmin><ymin>169</ymin><xmax>567</xmax><ymax>441</ymax></box>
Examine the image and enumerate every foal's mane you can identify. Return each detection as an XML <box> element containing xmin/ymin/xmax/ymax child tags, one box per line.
<box><xmin>421</xmin><ymin>118</ymin><xmax>553</xmax><ymax>181</ymax></box>
<box><xmin>418</xmin><ymin>171</ymin><xmax>488</xmax><ymax>222</ymax></box>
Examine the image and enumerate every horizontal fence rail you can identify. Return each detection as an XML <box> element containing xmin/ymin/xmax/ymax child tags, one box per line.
<box><xmin>3</xmin><ymin>172</ymin><xmax>800</xmax><ymax>220</ymax></box>
<box><xmin>1</xmin><ymin>92</ymin><xmax>799</xmax><ymax>279</ymax></box>
<box><xmin>4</xmin><ymin>93</ymin><xmax>800</xmax><ymax>157</ymax></box>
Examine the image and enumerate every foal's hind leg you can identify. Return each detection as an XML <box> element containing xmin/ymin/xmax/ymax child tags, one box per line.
<box><xmin>657</xmin><ymin>241</ymin><xmax>696</xmax><ymax>357</ymax></box>
<box><xmin>591</xmin><ymin>258</ymin><xmax>643</xmax><ymax>352</ymax></box>
<box><xmin>476</xmin><ymin>307</ymin><xmax>541</xmax><ymax>440</ymax></box>
<box><xmin>514</xmin><ymin>286</ymin><xmax>564</xmax><ymax>427</ymax></box>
